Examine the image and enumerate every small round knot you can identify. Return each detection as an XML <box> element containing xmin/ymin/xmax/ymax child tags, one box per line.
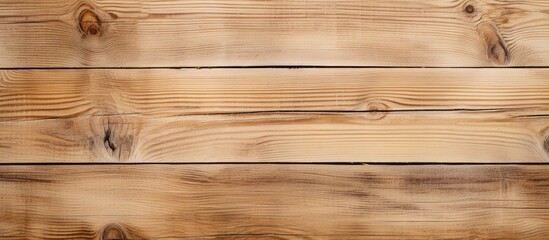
<box><xmin>360</xmin><ymin>102</ymin><xmax>389</xmax><ymax>120</ymax></box>
<box><xmin>101</xmin><ymin>224</ymin><xmax>127</xmax><ymax>240</ymax></box>
<box><xmin>367</xmin><ymin>102</ymin><xmax>388</xmax><ymax>112</ymax></box>
<box><xmin>465</xmin><ymin>5</ymin><xmax>475</xmax><ymax>14</ymax></box>
<box><xmin>78</xmin><ymin>9</ymin><xmax>101</xmax><ymax>36</ymax></box>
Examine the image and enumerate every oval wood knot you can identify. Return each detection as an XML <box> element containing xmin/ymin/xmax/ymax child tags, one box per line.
<box><xmin>78</xmin><ymin>9</ymin><xmax>101</xmax><ymax>36</ymax></box>
<box><xmin>362</xmin><ymin>102</ymin><xmax>389</xmax><ymax>120</ymax></box>
<box><xmin>101</xmin><ymin>224</ymin><xmax>127</xmax><ymax>240</ymax></box>
<box><xmin>465</xmin><ymin>5</ymin><xmax>475</xmax><ymax>14</ymax></box>
<box><xmin>462</xmin><ymin>1</ymin><xmax>479</xmax><ymax>18</ymax></box>
<box><xmin>476</xmin><ymin>24</ymin><xmax>510</xmax><ymax>65</ymax></box>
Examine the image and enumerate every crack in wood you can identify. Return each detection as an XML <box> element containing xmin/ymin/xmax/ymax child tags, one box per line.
<box><xmin>0</xmin><ymin>107</ymin><xmax>528</xmax><ymax>124</ymax></box>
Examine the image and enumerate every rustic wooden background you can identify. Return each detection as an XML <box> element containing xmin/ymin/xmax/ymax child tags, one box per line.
<box><xmin>1</xmin><ymin>0</ymin><xmax>548</xmax><ymax>239</ymax></box>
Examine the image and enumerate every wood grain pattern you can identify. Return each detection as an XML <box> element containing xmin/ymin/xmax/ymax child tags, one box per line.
<box><xmin>1</xmin><ymin>164</ymin><xmax>548</xmax><ymax>239</ymax></box>
<box><xmin>2</xmin><ymin>68</ymin><xmax>548</xmax><ymax>163</ymax></box>
<box><xmin>1</xmin><ymin>0</ymin><xmax>549</xmax><ymax>67</ymax></box>
<box><xmin>1</xmin><ymin>111</ymin><xmax>547</xmax><ymax>163</ymax></box>
<box><xmin>2</xmin><ymin>0</ymin><xmax>549</xmax><ymax>237</ymax></box>
<box><xmin>1</xmin><ymin>68</ymin><xmax>549</xmax><ymax>121</ymax></box>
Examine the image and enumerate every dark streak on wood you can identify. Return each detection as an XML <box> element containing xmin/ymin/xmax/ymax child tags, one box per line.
<box><xmin>0</xmin><ymin>173</ymin><xmax>54</xmax><ymax>183</ymax></box>
<box><xmin>108</xmin><ymin>12</ymin><xmax>118</xmax><ymax>20</ymax></box>
<box><xmin>103</xmin><ymin>121</ymin><xmax>117</xmax><ymax>154</ymax></box>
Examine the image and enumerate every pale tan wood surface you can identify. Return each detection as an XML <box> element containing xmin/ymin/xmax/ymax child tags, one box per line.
<box><xmin>1</xmin><ymin>68</ymin><xmax>549</xmax><ymax>121</ymax></box>
<box><xmin>1</xmin><ymin>0</ymin><xmax>549</xmax><ymax>238</ymax></box>
<box><xmin>1</xmin><ymin>0</ymin><xmax>549</xmax><ymax>67</ymax></box>
<box><xmin>1</xmin><ymin>68</ymin><xmax>548</xmax><ymax>163</ymax></box>
<box><xmin>1</xmin><ymin>111</ymin><xmax>547</xmax><ymax>163</ymax></box>
<box><xmin>1</xmin><ymin>164</ymin><xmax>548</xmax><ymax>239</ymax></box>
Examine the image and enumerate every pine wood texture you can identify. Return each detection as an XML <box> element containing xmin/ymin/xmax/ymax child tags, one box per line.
<box><xmin>1</xmin><ymin>0</ymin><xmax>549</xmax><ymax>67</ymax></box>
<box><xmin>1</xmin><ymin>68</ymin><xmax>549</xmax><ymax>121</ymax></box>
<box><xmin>0</xmin><ymin>112</ymin><xmax>549</xmax><ymax>163</ymax></box>
<box><xmin>1</xmin><ymin>110</ymin><xmax>548</xmax><ymax>163</ymax></box>
<box><xmin>1</xmin><ymin>69</ymin><xmax>548</xmax><ymax>163</ymax></box>
<box><xmin>1</xmin><ymin>0</ymin><xmax>549</xmax><ymax>237</ymax></box>
<box><xmin>1</xmin><ymin>164</ymin><xmax>548</xmax><ymax>239</ymax></box>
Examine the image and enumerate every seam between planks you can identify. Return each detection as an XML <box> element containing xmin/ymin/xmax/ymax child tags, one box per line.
<box><xmin>3</xmin><ymin>66</ymin><xmax>549</xmax><ymax>70</ymax></box>
<box><xmin>0</xmin><ymin>162</ymin><xmax>547</xmax><ymax>166</ymax></box>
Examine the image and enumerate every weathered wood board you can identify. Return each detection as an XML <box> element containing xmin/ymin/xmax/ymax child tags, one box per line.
<box><xmin>1</xmin><ymin>111</ymin><xmax>548</xmax><ymax>163</ymax></box>
<box><xmin>1</xmin><ymin>68</ymin><xmax>549</xmax><ymax>121</ymax></box>
<box><xmin>1</xmin><ymin>164</ymin><xmax>548</xmax><ymax>239</ymax></box>
<box><xmin>1</xmin><ymin>69</ymin><xmax>548</xmax><ymax>163</ymax></box>
<box><xmin>1</xmin><ymin>0</ymin><xmax>549</xmax><ymax>67</ymax></box>
<box><xmin>1</xmin><ymin>0</ymin><xmax>549</xmax><ymax>238</ymax></box>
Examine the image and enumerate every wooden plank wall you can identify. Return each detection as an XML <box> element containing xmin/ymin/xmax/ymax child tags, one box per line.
<box><xmin>0</xmin><ymin>0</ymin><xmax>548</xmax><ymax>239</ymax></box>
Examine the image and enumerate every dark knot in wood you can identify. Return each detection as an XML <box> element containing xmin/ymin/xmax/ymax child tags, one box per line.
<box><xmin>465</xmin><ymin>5</ymin><xmax>475</xmax><ymax>14</ymax></box>
<box><xmin>101</xmin><ymin>224</ymin><xmax>127</xmax><ymax>240</ymax></box>
<box><xmin>99</xmin><ymin>117</ymin><xmax>137</xmax><ymax>162</ymax></box>
<box><xmin>78</xmin><ymin>9</ymin><xmax>101</xmax><ymax>36</ymax></box>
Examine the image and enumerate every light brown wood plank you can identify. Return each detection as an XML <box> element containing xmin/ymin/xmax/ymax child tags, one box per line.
<box><xmin>1</xmin><ymin>0</ymin><xmax>549</xmax><ymax>67</ymax></box>
<box><xmin>1</xmin><ymin>68</ymin><xmax>548</xmax><ymax>163</ymax></box>
<box><xmin>1</xmin><ymin>164</ymin><xmax>548</xmax><ymax>239</ymax></box>
<box><xmin>1</xmin><ymin>111</ymin><xmax>547</xmax><ymax>163</ymax></box>
<box><xmin>1</xmin><ymin>68</ymin><xmax>549</xmax><ymax>121</ymax></box>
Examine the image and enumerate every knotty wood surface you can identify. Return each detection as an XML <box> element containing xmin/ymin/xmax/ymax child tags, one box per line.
<box><xmin>2</xmin><ymin>68</ymin><xmax>547</xmax><ymax>163</ymax></box>
<box><xmin>1</xmin><ymin>68</ymin><xmax>549</xmax><ymax>121</ymax></box>
<box><xmin>1</xmin><ymin>164</ymin><xmax>548</xmax><ymax>239</ymax></box>
<box><xmin>1</xmin><ymin>0</ymin><xmax>549</xmax><ymax>67</ymax></box>
<box><xmin>1</xmin><ymin>111</ymin><xmax>548</xmax><ymax>163</ymax></box>
<box><xmin>1</xmin><ymin>0</ymin><xmax>549</xmax><ymax>238</ymax></box>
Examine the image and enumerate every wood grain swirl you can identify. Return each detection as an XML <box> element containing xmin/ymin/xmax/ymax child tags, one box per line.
<box><xmin>1</xmin><ymin>165</ymin><xmax>548</xmax><ymax>239</ymax></box>
<box><xmin>1</xmin><ymin>0</ymin><xmax>549</xmax><ymax>67</ymax></box>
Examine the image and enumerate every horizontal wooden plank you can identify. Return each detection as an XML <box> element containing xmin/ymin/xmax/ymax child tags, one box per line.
<box><xmin>1</xmin><ymin>111</ymin><xmax>547</xmax><ymax>163</ymax></box>
<box><xmin>1</xmin><ymin>68</ymin><xmax>548</xmax><ymax>163</ymax></box>
<box><xmin>1</xmin><ymin>0</ymin><xmax>549</xmax><ymax>67</ymax></box>
<box><xmin>1</xmin><ymin>68</ymin><xmax>549</xmax><ymax>121</ymax></box>
<box><xmin>1</xmin><ymin>164</ymin><xmax>548</xmax><ymax>239</ymax></box>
